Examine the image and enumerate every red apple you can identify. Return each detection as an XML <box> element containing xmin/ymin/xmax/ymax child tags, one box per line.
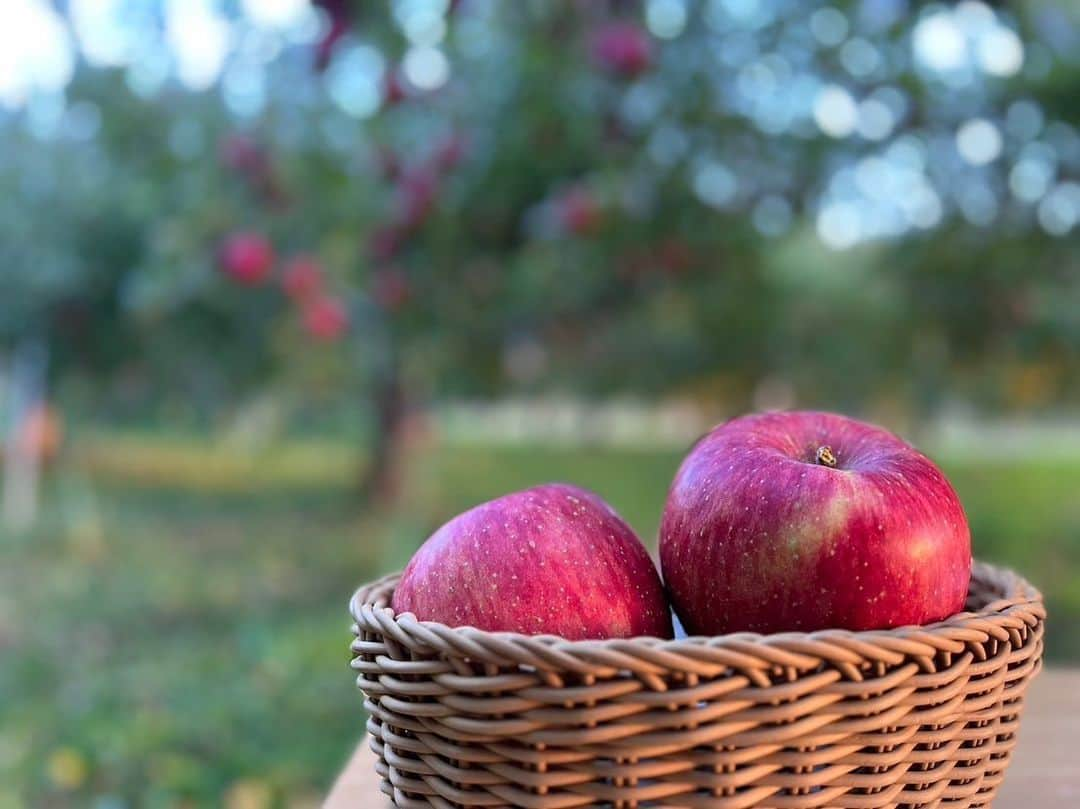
<box><xmin>556</xmin><ymin>186</ymin><xmax>603</xmax><ymax>236</ymax></box>
<box><xmin>219</xmin><ymin>232</ymin><xmax>274</xmax><ymax>286</ymax></box>
<box><xmin>660</xmin><ymin>411</ymin><xmax>971</xmax><ymax>634</ymax></box>
<box><xmin>302</xmin><ymin>295</ymin><xmax>349</xmax><ymax>342</ymax></box>
<box><xmin>590</xmin><ymin>23</ymin><xmax>653</xmax><ymax>79</ymax></box>
<box><xmin>281</xmin><ymin>255</ymin><xmax>323</xmax><ymax>301</ymax></box>
<box><xmin>393</xmin><ymin>483</ymin><xmax>673</xmax><ymax>639</ymax></box>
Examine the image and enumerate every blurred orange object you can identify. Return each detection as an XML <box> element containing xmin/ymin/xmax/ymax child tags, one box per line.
<box><xmin>16</xmin><ymin>403</ymin><xmax>64</xmax><ymax>463</ymax></box>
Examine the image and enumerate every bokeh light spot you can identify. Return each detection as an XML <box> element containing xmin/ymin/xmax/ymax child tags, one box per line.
<box><xmin>70</xmin><ymin>0</ymin><xmax>132</xmax><ymax>67</ymax></box>
<box><xmin>902</xmin><ymin>185</ymin><xmax>944</xmax><ymax>229</ymax></box>
<box><xmin>913</xmin><ymin>11</ymin><xmax>967</xmax><ymax>73</ymax></box>
<box><xmin>956</xmin><ymin>118</ymin><xmax>1002</xmax><ymax>165</ymax></box>
<box><xmin>1009</xmin><ymin>156</ymin><xmax>1054</xmax><ymax>203</ymax></box>
<box><xmin>403</xmin><ymin>46</ymin><xmax>450</xmax><ymax>90</ymax></box>
<box><xmin>326</xmin><ymin>45</ymin><xmax>385</xmax><ymax>118</ymax></box>
<box><xmin>857</xmin><ymin>98</ymin><xmax>895</xmax><ymax>141</ymax></box>
<box><xmin>241</xmin><ymin>0</ymin><xmax>312</xmax><ymax>29</ymax></box>
<box><xmin>1006</xmin><ymin>99</ymin><xmax>1044</xmax><ymax>141</ymax></box>
<box><xmin>692</xmin><ymin>162</ymin><xmax>738</xmax><ymax>209</ymax></box>
<box><xmin>1038</xmin><ymin>182</ymin><xmax>1080</xmax><ymax>236</ymax></box>
<box><xmin>647</xmin><ymin>0</ymin><xmax>687</xmax><ymax>40</ymax></box>
<box><xmin>813</xmin><ymin>85</ymin><xmax>858</xmax><ymax>138</ymax></box>
<box><xmin>817</xmin><ymin>202</ymin><xmax>861</xmax><ymax>249</ymax></box>
<box><xmin>752</xmin><ymin>195</ymin><xmax>792</xmax><ymax>236</ymax></box>
<box><xmin>840</xmin><ymin>38</ymin><xmax>880</xmax><ymax>78</ymax></box>
<box><xmin>165</xmin><ymin>0</ymin><xmax>230</xmax><ymax>91</ymax></box>
<box><xmin>0</xmin><ymin>0</ymin><xmax>75</xmax><ymax>107</ymax></box>
<box><xmin>978</xmin><ymin>26</ymin><xmax>1024</xmax><ymax>77</ymax></box>
<box><xmin>810</xmin><ymin>7</ymin><xmax>849</xmax><ymax>48</ymax></box>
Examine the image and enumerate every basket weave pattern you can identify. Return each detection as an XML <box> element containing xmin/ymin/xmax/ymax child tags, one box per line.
<box><xmin>350</xmin><ymin>562</ymin><xmax>1044</xmax><ymax>808</ymax></box>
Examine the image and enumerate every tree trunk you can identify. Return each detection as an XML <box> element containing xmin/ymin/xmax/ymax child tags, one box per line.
<box><xmin>359</xmin><ymin>360</ymin><xmax>406</xmax><ymax>505</ymax></box>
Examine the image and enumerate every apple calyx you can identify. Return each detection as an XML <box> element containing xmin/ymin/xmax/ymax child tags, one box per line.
<box><xmin>815</xmin><ymin>445</ymin><xmax>838</xmax><ymax>468</ymax></box>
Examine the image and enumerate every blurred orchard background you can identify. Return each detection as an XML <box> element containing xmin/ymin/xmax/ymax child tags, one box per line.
<box><xmin>1</xmin><ymin>0</ymin><xmax>1079</xmax><ymax>805</ymax></box>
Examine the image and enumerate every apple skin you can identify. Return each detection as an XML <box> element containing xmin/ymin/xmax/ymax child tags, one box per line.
<box><xmin>302</xmin><ymin>295</ymin><xmax>349</xmax><ymax>342</ymax></box>
<box><xmin>660</xmin><ymin>411</ymin><xmax>971</xmax><ymax>635</ymax></box>
<box><xmin>557</xmin><ymin>187</ymin><xmax>604</xmax><ymax>236</ymax></box>
<box><xmin>590</xmin><ymin>23</ymin><xmax>653</xmax><ymax>78</ymax></box>
<box><xmin>220</xmin><ymin>232</ymin><xmax>274</xmax><ymax>286</ymax></box>
<box><xmin>393</xmin><ymin>483</ymin><xmax>673</xmax><ymax>640</ymax></box>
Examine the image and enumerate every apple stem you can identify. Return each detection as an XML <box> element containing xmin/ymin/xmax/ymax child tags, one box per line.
<box><xmin>816</xmin><ymin>445</ymin><xmax>838</xmax><ymax>468</ymax></box>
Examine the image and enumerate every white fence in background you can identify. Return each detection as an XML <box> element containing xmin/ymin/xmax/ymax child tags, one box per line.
<box><xmin>928</xmin><ymin>415</ymin><xmax>1080</xmax><ymax>460</ymax></box>
<box><xmin>434</xmin><ymin>398</ymin><xmax>1080</xmax><ymax>460</ymax></box>
<box><xmin>437</xmin><ymin>397</ymin><xmax>712</xmax><ymax>449</ymax></box>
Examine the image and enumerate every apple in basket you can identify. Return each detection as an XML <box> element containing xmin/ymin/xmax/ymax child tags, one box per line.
<box><xmin>392</xmin><ymin>483</ymin><xmax>673</xmax><ymax>640</ymax></box>
<box><xmin>660</xmin><ymin>411</ymin><xmax>971</xmax><ymax>634</ymax></box>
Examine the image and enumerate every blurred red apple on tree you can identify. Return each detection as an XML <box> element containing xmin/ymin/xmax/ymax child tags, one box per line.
<box><xmin>393</xmin><ymin>483</ymin><xmax>673</xmax><ymax>639</ymax></box>
<box><xmin>660</xmin><ymin>411</ymin><xmax>971</xmax><ymax>634</ymax></box>
<box><xmin>590</xmin><ymin>22</ymin><xmax>653</xmax><ymax>78</ymax></box>
<box><xmin>556</xmin><ymin>186</ymin><xmax>603</xmax><ymax>236</ymax></box>
<box><xmin>281</xmin><ymin>255</ymin><xmax>323</xmax><ymax>301</ymax></box>
<box><xmin>219</xmin><ymin>232</ymin><xmax>274</xmax><ymax>286</ymax></box>
<box><xmin>302</xmin><ymin>295</ymin><xmax>349</xmax><ymax>342</ymax></box>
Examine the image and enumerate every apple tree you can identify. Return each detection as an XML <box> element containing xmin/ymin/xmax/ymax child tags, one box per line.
<box><xmin>1</xmin><ymin>0</ymin><xmax>1078</xmax><ymax>500</ymax></box>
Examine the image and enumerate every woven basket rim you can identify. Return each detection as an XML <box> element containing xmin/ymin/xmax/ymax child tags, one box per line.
<box><xmin>350</xmin><ymin>560</ymin><xmax>1043</xmax><ymax>671</ymax></box>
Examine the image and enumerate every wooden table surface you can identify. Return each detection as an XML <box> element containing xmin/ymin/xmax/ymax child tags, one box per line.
<box><xmin>325</xmin><ymin>668</ymin><xmax>1080</xmax><ymax>808</ymax></box>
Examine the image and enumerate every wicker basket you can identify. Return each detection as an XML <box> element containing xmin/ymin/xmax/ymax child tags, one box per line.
<box><xmin>349</xmin><ymin>561</ymin><xmax>1044</xmax><ymax>808</ymax></box>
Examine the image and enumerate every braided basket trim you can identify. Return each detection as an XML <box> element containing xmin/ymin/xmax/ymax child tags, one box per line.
<box><xmin>350</xmin><ymin>561</ymin><xmax>1043</xmax><ymax>678</ymax></box>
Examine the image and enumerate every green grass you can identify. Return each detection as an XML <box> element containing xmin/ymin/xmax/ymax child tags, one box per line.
<box><xmin>2</xmin><ymin>437</ymin><xmax>1078</xmax><ymax>806</ymax></box>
